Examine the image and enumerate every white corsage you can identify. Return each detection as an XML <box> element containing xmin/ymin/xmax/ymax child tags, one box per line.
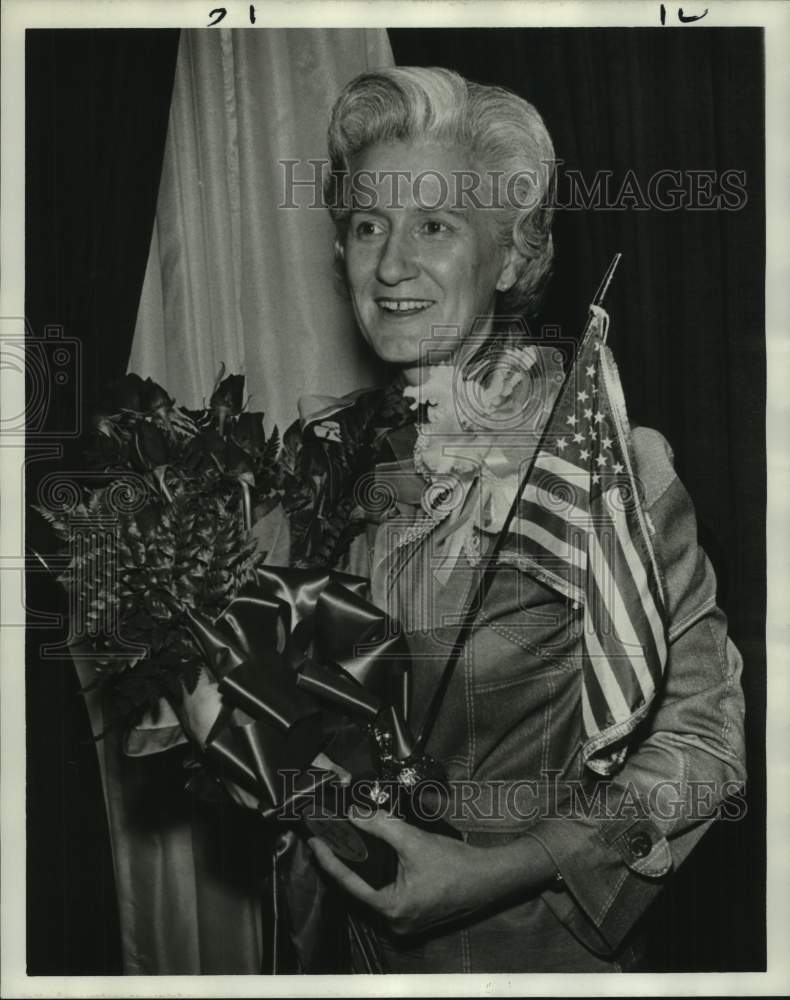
<box><xmin>400</xmin><ymin>345</ymin><xmax>562</xmax><ymax>569</ymax></box>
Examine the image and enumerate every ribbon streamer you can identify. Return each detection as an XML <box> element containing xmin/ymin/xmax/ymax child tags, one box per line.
<box><xmin>176</xmin><ymin>565</ymin><xmax>414</xmax><ymax>818</ymax></box>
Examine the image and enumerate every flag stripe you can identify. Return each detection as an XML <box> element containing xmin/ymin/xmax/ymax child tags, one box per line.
<box><xmin>511</xmin><ymin>514</ymin><xmax>587</xmax><ymax>584</ymax></box>
<box><xmin>520</xmin><ymin>480</ymin><xmax>592</xmax><ymax>528</ymax></box>
<box><xmin>591</xmin><ymin>501</ymin><xmax>665</xmax><ymax>689</ymax></box>
<box><xmin>604</xmin><ymin>489</ymin><xmax>667</xmax><ymax>670</ymax></box>
<box><xmin>534</xmin><ymin>452</ymin><xmax>591</xmax><ymax>489</ymax></box>
<box><xmin>600</xmin><ymin>344</ymin><xmax>668</xmax><ymax>607</ymax></box>
<box><xmin>581</xmin><ymin>647</ymin><xmax>617</xmax><ymax>732</ymax></box>
<box><xmin>583</xmin><ymin>603</ymin><xmax>633</xmax><ymax>724</ymax></box>
<box><xmin>587</xmin><ymin>513</ymin><xmax>662</xmax><ymax>687</ymax></box>
<box><xmin>580</xmin><ymin>676</ymin><xmax>598</xmax><ymax>737</ymax></box>
<box><xmin>496</xmin><ymin>531</ymin><xmax>586</xmax><ymax>605</ymax></box>
<box><xmin>516</xmin><ymin>496</ymin><xmax>591</xmax><ymax>550</ymax></box>
<box><xmin>585</xmin><ymin>530</ymin><xmax>654</xmax><ymax>705</ymax></box>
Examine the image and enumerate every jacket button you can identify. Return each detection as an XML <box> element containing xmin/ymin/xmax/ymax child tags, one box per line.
<box><xmin>628</xmin><ymin>831</ymin><xmax>653</xmax><ymax>859</ymax></box>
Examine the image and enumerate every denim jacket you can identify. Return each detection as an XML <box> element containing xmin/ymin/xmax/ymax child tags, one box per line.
<box><xmin>352</xmin><ymin>423</ymin><xmax>746</xmax><ymax>970</ymax></box>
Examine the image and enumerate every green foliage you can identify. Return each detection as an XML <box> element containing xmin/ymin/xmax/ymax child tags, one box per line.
<box><xmin>38</xmin><ymin>372</ymin><xmax>417</xmax><ymax>732</ymax></box>
<box><xmin>282</xmin><ymin>381</ymin><xmax>418</xmax><ymax>567</ymax></box>
<box><xmin>39</xmin><ymin>373</ymin><xmax>277</xmax><ymax>730</ymax></box>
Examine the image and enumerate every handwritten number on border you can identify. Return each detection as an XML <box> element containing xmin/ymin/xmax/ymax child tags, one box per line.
<box><xmin>208</xmin><ymin>6</ymin><xmax>258</xmax><ymax>25</ymax></box>
<box><xmin>660</xmin><ymin>4</ymin><xmax>709</xmax><ymax>24</ymax></box>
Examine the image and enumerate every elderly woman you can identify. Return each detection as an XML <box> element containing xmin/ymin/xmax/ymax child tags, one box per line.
<box><xmin>294</xmin><ymin>66</ymin><xmax>747</xmax><ymax>974</ymax></box>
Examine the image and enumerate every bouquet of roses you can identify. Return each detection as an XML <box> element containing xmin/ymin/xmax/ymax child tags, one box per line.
<box><xmin>33</xmin><ymin>362</ymin><xmax>426</xmax><ymax>760</ymax></box>
<box><xmin>34</xmin><ymin>367</ymin><xmax>288</xmax><ymax>729</ymax></box>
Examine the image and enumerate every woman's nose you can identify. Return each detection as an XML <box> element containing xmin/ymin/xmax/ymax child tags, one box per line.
<box><xmin>376</xmin><ymin>229</ymin><xmax>418</xmax><ymax>285</ymax></box>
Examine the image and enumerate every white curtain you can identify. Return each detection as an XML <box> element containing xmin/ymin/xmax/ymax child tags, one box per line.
<box><xmin>129</xmin><ymin>27</ymin><xmax>391</xmax><ymax>429</ymax></box>
<box><xmin>88</xmin><ymin>28</ymin><xmax>393</xmax><ymax>974</ymax></box>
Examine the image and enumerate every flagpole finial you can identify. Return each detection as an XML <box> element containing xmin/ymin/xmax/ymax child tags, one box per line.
<box><xmin>592</xmin><ymin>253</ymin><xmax>622</xmax><ymax>308</ymax></box>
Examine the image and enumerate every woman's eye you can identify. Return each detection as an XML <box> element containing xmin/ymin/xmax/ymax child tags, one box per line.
<box><xmin>353</xmin><ymin>219</ymin><xmax>383</xmax><ymax>238</ymax></box>
<box><xmin>421</xmin><ymin>219</ymin><xmax>451</xmax><ymax>235</ymax></box>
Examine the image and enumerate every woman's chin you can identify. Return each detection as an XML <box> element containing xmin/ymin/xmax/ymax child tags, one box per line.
<box><xmin>366</xmin><ymin>333</ymin><xmax>461</xmax><ymax>369</ymax></box>
<box><xmin>365</xmin><ymin>334</ymin><xmax>424</xmax><ymax>367</ymax></box>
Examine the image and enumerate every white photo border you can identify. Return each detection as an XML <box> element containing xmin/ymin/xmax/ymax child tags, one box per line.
<box><xmin>2</xmin><ymin>1</ymin><xmax>788</xmax><ymax>997</ymax></box>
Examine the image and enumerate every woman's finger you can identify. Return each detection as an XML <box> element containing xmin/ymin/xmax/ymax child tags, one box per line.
<box><xmin>348</xmin><ymin>807</ymin><xmax>419</xmax><ymax>853</ymax></box>
<box><xmin>307</xmin><ymin>836</ymin><xmax>387</xmax><ymax>910</ymax></box>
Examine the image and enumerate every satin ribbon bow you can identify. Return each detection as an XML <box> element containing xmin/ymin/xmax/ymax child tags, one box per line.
<box><xmin>175</xmin><ymin>565</ymin><xmax>414</xmax><ymax>818</ymax></box>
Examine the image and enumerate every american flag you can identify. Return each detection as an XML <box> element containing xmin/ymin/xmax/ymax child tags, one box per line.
<box><xmin>505</xmin><ymin>305</ymin><xmax>669</xmax><ymax>774</ymax></box>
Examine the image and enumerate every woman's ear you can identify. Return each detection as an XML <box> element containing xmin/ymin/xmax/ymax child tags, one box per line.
<box><xmin>496</xmin><ymin>244</ymin><xmax>520</xmax><ymax>293</ymax></box>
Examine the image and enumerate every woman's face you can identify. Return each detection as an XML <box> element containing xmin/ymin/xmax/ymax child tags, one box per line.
<box><xmin>342</xmin><ymin>139</ymin><xmax>516</xmax><ymax>378</ymax></box>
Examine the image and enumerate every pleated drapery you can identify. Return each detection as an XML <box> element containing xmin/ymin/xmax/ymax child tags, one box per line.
<box><xmin>73</xmin><ymin>655</ymin><xmax>268</xmax><ymax>974</ymax></box>
<box><xmin>129</xmin><ymin>28</ymin><xmax>392</xmax><ymax>429</ymax></box>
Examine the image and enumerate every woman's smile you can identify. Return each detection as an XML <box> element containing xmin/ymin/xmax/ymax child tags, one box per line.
<box><xmin>342</xmin><ymin>139</ymin><xmax>515</xmax><ymax>377</ymax></box>
<box><xmin>375</xmin><ymin>297</ymin><xmax>436</xmax><ymax>316</ymax></box>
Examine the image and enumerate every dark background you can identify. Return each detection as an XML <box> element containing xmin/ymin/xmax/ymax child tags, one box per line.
<box><xmin>25</xmin><ymin>28</ymin><xmax>765</xmax><ymax>973</ymax></box>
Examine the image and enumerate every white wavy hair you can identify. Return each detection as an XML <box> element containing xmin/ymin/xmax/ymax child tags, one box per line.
<box><xmin>326</xmin><ymin>66</ymin><xmax>556</xmax><ymax>318</ymax></box>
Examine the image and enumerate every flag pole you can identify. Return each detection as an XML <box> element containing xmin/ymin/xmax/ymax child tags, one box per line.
<box><xmin>592</xmin><ymin>252</ymin><xmax>622</xmax><ymax>308</ymax></box>
<box><xmin>413</xmin><ymin>254</ymin><xmax>623</xmax><ymax>754</ymax></box>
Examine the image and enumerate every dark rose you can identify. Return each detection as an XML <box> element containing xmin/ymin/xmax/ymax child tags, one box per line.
<box><xmin>210</xmin><ymin>373</ymin><xmax>245</xmax><ymax>417</ymax></box>
<box><xmin>104</xmin><ymin>372</ymin><xmax>147</xmax><ymax>414</ymax></box>
<box><xmin>133</xmin><ymin>422</ymin><xmax>173</xmax><ymax>501</ymax></box>
<box><xmin>231</xmin><ymin>412</ymin><xmax>266</xmax><ymax>456</ymax></box>
<box><xmin>203</xmin><ymin>427</ymin><xmax>226</xmax><ymax>454</ymax></box>
<box><xmin>90</xmin><ymin>410</ymin><xmax>124</xmax><ymax>442</ymax></box>
<box><xmin>185</xmin><ymin>427</ymin><xmax>226</xmax><ymax>473</ymax></box>
<box><xmin>139</xmin><ymin>376</ymin><xmax>174</xmax><ymax>416</ymax></box>
<box><xmin>223</xmin><ymin>439</ymin><xmax>256</xmax><ymax>529</ymax></box>
<box><xmin>133</xmin><ymin>421</ymin><xmax>170</xmax><ymax>471</ymax></box>
<box><xmin>279</xmin><ymin>419</ymin><xmax>303</xmax><ymax>476</ymax></box>
<box><xmin>223</xmin><ymin>440</ymin><xmax>256</xmax><ymax>487</ymax></box>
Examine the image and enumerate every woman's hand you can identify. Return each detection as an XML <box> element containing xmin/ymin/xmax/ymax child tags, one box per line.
<box><xmin>308</xmin><ymin>807</ymin><xmax>558</xmax><ymax>936</ymax></box>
